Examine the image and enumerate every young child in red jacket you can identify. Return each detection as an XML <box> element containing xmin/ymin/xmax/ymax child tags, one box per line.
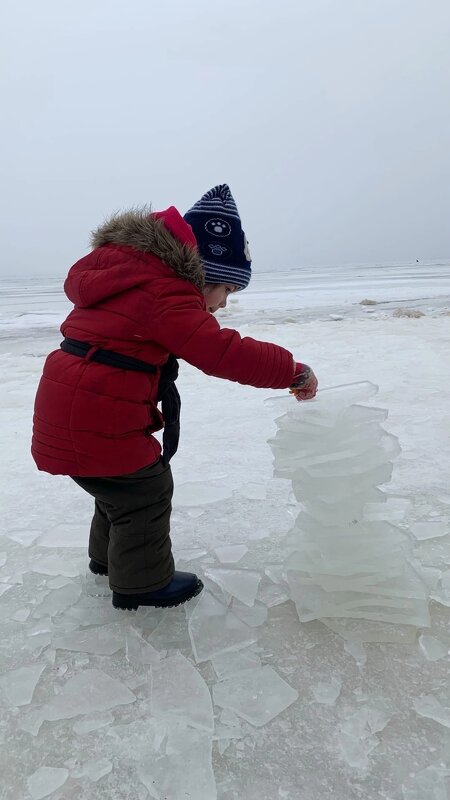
<box><xmin>31</xmin><ymin>185</ymin><xmax>318</xmax><ymax>610</ymax></box>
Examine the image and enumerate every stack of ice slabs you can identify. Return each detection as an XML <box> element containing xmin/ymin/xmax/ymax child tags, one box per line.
<box><xmin>268</xmin><ymin>383</ymin><xmax>430</xmax><ymax>633</ymax></box>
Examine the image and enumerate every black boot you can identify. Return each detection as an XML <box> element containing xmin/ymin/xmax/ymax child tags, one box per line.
<box><xmin>112</xmin><ymin>571</ymin><xmax>203</xmax><ymax>610</ymax></box>
<box><xmin>89</xmin><ymin>559</ymin><xmax>108</xmax><ymax>576</ymax></box>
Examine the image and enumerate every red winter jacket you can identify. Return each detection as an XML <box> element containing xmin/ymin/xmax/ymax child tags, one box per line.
<box><xmin>31</xmin><ymin>207</ymin><xmax>296</xmax><ymax>476</ymax></box>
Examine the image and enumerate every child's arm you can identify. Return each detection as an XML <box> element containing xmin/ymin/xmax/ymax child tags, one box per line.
<box><xmin>153</xmin><ymin>282</ymin><xmax>301</xmax><ymax>390</ymax></box>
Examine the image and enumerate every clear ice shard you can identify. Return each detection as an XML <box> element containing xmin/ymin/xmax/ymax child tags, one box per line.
<box><xmin>410</xmin><ymin>521</ymin><xmax>449</xmax><ymax>541</ymax></box>
<box><xmin>151</xmin><ymin>652</ymin><xmax>214</xmax><ymax>732</ymax></box>
<box><xmin>53</xmin><ymin>622</ymin><xmax>126</xmax><ymax>655</ymax></box>
<box><xmin>31</xmin><ymin>669</ymin><xmax>135</xmax><ymax>732</ymax></box>
<box><xmin>413</xmin><ymin>694</ymin><xmax>450</xmax><ymax>727</ymax></box>
<box><xmin>312</xmin><ymin>678</ymin><xmax>341</xmax><ymax>705</ymax></box>
<box><xmin>72</xmin><ymin>758</ymin><xmax>112</xmax><ymax>782</ymax></box>
<box><xmin>418</xmin><ymin>634</ymin><xmax>448</xmax><ymax>661</ymax></box>
<box><xmin>126</xmin><ymin>626</ymin><xmax>160</xmax><ymax>664</ymax></box>
<box><xmin>402</xmin><ymin>765</ymin><xmax>450</xmax><ymax>800</ymax></box>
<box><xmin>73</xmin><ymin>711</ymin><xmax>114</xmax><ymax>735</ymax></box>
<box><xmin>203</xmin><ymin>566</ymin><xmax>261</xmax><ymax>606</ymax></box>
<box><xmin>33</xmin><ymin>582</ymin><xmax>81</xmax><ymax>618</ymax></box>
<box><xmin>174</xmin><ymin>481</ymin><xmax>232</xmax><ymax>507</ymax></box>
<box><xmin>212</xmin><ymin>665</ymin><xmax>298</xmax><ymax>727</ymax></box>
<box><xmin>211</xmin><ymin>649</ymin><xmax>261</xmax><ymax>680</ymax></box>
<box><xmin>38</xmin><ymin>523</ymin><xmax>87</xmax><ymax>548</ymax></box>
<box><xmin>213</xmin><ymin>544</ymin><xmax>248</xmax><ymax>563</ymax></box>
<box><xmin>187</xmin><ymin>591</ymin><xmax>257</xmax><ymax>663</ymax></box>
<box><xmin>30</xmin><ymin>554</ymin><xmax>81</xmax><ymax>577</ymax></box>
<box><xmin>138</xmin><ymin>727</ymin><xmax>217</xmax><ymax>800</ymax></box>
<box><xmin>27</xmin><ymin>766</ymin><xmax>69</xmax><ymax>800</ymax></box>
<box><xmin>0</xmin><ymin>664</ymin><xmax>46</xmax><ymax>706</ymax></box>
<box><xmin>268</xmin><ymin>382</ymin><xmax>430</xmax><ymax>637</ymax></box>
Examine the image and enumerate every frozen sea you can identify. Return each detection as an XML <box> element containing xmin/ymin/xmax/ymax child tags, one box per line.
<box><xmin>1</xmin><ymin>261</ymin><xmax>450</xmax><ymax>800</ymax></box>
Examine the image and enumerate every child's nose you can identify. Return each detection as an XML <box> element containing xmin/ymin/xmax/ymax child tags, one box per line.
<box><xmin>220</xmin><ymin>297</ymin><xmax>227</xmax><ymax>309</ymax></box>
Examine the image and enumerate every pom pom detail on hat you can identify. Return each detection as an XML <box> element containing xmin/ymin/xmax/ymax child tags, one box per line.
<box><xmin>183</xmin><ymin>184</ymin><xmax>252</xmax><ymax>290</ymax></box>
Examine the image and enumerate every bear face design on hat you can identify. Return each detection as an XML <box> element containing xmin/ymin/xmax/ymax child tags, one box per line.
<box><xmin>183</xmin><ymin>184</ymin><xmax>252</xmax><ymax>290</ymax></box>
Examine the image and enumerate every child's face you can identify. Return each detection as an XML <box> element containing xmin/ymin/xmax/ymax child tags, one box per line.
<box><xmin>203</xmin><ymin>283</ymin><xmax>238</xmax><ymax>314</ymax></box>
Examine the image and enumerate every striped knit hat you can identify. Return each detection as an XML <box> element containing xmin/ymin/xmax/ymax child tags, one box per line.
<box><xmin>183</xmin><ymin>184</ymin><xmax>252</xmax><ymax>290</ymax></box>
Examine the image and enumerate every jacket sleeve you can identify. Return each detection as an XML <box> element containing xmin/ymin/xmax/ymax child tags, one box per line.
<box><xmin>152</xmin><ymin>281</ymin><xmax>295</xmax><ymax>390</ymax></box>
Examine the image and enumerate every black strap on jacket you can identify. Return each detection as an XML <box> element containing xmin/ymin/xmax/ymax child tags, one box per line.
<box><xmin>60</xmin><ymin>337</ymin><xmax>180</xmax><ymax>463</ymax></box>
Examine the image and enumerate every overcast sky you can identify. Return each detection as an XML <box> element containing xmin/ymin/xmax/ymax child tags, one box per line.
<box><xmin>1</xmin><ymin>0</ymin><xmax>449</xmax><ymax>277</ymax></box>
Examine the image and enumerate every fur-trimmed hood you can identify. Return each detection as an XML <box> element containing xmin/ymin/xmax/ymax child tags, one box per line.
<box><xmin>90</xmin><ymin>206</ymin><xmax>205</xmax><ymax>292</ymax></box>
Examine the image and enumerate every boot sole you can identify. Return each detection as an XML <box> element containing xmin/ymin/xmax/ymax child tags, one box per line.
<box><xmin>112</xmin><ymin>579</ymin><xmax>204</xmax><ymax>611</ymax></box>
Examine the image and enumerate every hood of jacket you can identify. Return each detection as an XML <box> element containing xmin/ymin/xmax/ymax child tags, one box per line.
<box><xmin>65</xmin><ymin>206</ymin><xmax>205</xmax><ymax>307</ymax></box>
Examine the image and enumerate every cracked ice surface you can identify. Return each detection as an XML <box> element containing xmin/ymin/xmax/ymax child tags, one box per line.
<box><xmin>3</xmin><ymin>274</ymin><xmax>450</xmax><ymax>800</ymax></box>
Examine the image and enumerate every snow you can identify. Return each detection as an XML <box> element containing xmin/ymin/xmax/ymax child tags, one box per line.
<box><xmin>1</xmin><ymin>263</ymin><xmax>450</xmax><ymax>798</ymax></box>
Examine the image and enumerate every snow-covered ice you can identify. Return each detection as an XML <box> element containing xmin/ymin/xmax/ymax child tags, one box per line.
<box><xmin>1</xmin><ymin>264</ymin><xmax>450</xmax><ymax>799</ymax></box>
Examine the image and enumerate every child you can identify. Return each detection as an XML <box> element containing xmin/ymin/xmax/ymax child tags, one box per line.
<box><xmin>31</xmin><ymin>185</ymin><xmax>318</xmax><ymax>610</ymax></box>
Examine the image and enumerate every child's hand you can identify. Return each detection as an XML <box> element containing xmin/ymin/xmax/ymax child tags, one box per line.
<box><xmin>289</xmin><ymin>364</ymin><xmax>318</xmax><ymax>401</ymax></box>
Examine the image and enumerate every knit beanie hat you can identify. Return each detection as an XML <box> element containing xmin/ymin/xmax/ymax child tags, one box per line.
<box><xmin>183</xmin><ymin>184</ymin><xmax>252</xmax><ymax>290</ymax></box>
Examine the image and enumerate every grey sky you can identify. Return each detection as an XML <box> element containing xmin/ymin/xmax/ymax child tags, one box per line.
<box><xmin>1</xmin><ymin>0</ymin><xmax>449</xmax><ymax>276</ymax></box>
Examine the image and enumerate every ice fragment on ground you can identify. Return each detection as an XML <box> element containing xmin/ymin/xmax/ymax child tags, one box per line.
<box><xmin>204</xmin><ymin>566</ymin><xmax>261</xmax><ymax>606</ymax></box>
<box><xmin>337</xmin><ymin>703</ymin><xmax>391</xmax><ymax>769</ymax></box>
<box><xmin>418</xmin><ymin>634</ymin><xmax>448</xmax><ymax>661</ymax></box>
<box><xmin>322</xmin><ymin>617</ymin><xmax>418</xmax><ymax>643</ymax></box>
<box><xmin>27</xmin><ymin>766</ymin><xmax>69</xmax><ymax>799</ymax></box>
<box><xmin>151</xmin><ymin>652</ymin><xmax>213</xmax><ymax>732</ymax></box>
<box><xmin>31</xmin><ymin>554</ymin><xmax>80</xmax><ymax>577</ymax></box>
<box><xmin>231</xmin><ymin>599</ymin><xmax>268</xmax><ymax>628</ymax></box>
<box><xmin>411</xmin><ymin>521</ymin><xmax>449</xmax><ymax>541</ymax></box>
<box><xmin>149</xmin><ymin>610</ymin><xmax>191</xmax><ymax>650</ymax></box>
<box><xmin>188</xmin><ymin>591</ymin><xmax>257</xmax><ymax>663</ymax></box>
<box><xmin>213</xmin><ymin>665</ymin><xmax>298</xmax><ymax>727</ymax></box>
<box><xmin>33</xmin><ymin>582</ymin><xmax>81</xmax><ymax>618</ymax></box>
<box><xmin>12</xmin><ymin>607</ymin><xmax>31</xmax><ymax>622</ymax></box>
<box><xmin>73</xmin><ymin>711</ymin><xmax>114</xmax><ymax>735</ymax></box>
<box><xmin>312</xmin><ymin>677</ymin><xmax>342</xmax><ymax>705</ymax></box>
<box><xmin>33</xmin><ymin>669</ymin><xmax>135</xmax><ymax>732</ymax></box>
<box><xmin>126</xmin><ymin>626</ymin><xmax>160</xmax><ymax>664</ymax></box>
<box><xmin>174</xmin><ymin>481</ymin><xmax>232</xmax><ymax>507</ymax></box>
<box><xmin>0</xmin><ymin>584</ymin><xmax>13</xmax><ymax>597</ymax></box>
<box><xmin>54</xmin><ymin>622</ymin><xmax>125</xmax><ymax>655</ymax></box>
<box><xmin>212</xmin><ymin>649</ymin><xmax>261</xmax><ymax>680</ymax></box>
<box><xmin>37</xmin><ymin>524</ymin><xmax>88</xmax><ymax>548</ymax></box>
<box><xmin>238</xmin><ymin>482</ymin><xmax>267</xmax><ymax>500</ymax></box>
<box><xmin>402</xmin><ymin>765</ymin><xmax>450</xmax><ymax>799</ymax></box>
<box><xmin>0</xmin><ymin>664</ymin><xmax>46</xmax><ymax>706</ymax></box>
<box><xmin>138</xmin><ymin>727</ymin><xmax>217</xmax><ymax>800</ymax></box>
<box><xmin>177</xmin><ymin>547</ymin><xmax>207</xmax><ymax>561</ymax></box>
<box><xmin>72</xmin><ymin>758</ymin><xmax>112</xmax><ymax>781</ymax></box>
<box><xmin>7</xmin><ymin>529</ymin><xmax>41</xmax><ymax>546</ymax></box>
<box><xmin>413</xmin><ymin>694</ymin><xmax>450</xmax><ymax>727</ymax></box>
<box><xmin>213</xmin><ymin>545</ymin><xmax>248</xmax><ymax>563</ymax></box>
<box><xmin>257</xmin><ymin>582</ymin><xmax>290</xmax><ymax>607</ymax></box>
<box><xmin>344</xmin><ymin>640</ymin><xmax>367</xmax><ymax>667</ymax></box>
<box><xmin>0</xmin><ymin>552</ymin><xmax>7</xmax><ymax>567</ymax></box>
<box><xmin>46</xmin><ymin>576</ymin><xmax>74</xmax><ymax>589</ymax></box>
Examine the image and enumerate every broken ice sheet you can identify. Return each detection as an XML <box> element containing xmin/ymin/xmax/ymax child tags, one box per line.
<box><xmin>402</xmin><ymin>765</ymin><xmax>450</xmax><ymax>800</ymax></box>
<box><xmin>0</xmin><ymin>583</ymin><xmax>13</xmax><ymax>598</ymax></box>
<box><xmin>37</xmin><ymin>524</ymin><xmax>87</xmax><ymax>548</ymax></box>
<box><xmin>213</xmin><ymin>665</ymin><xmax>298</xmax><ymax>727</ymax></box>
<box><xmin>213</xmin><ymin>545</ymin><xmax>248</xmax><ymax>564</ymax></box>
<box><xmin>6</xmin><ymin>528</ymin><xmax>41</xmax><ymax>546</ymax></box>
<box><xmin>0</xmin><ymin>664</ymin><xmax>46</xmax><ymax>706</ymax></box>
<box><xmin>138</xmin><ymin>727</ymin><xmax>216</xmax><ymax>800</ymax></box>
<box><xmin>126</xmin><ymin>626</ymin><xmax>160</xmax><ymax>664</ymax></box>
<box><xmin>72</xmin><ymin>758</ymin><xmax>112</xmax><ymax>782</ymax></box>
<box><xmin>410</xmin><ymin>521</ymin><xmax>449</xmax><ymax>541</ymax></box>
<box><xmin>12</xmin><ymin>607</ymin><xmax>31</xmax><ymax>623</ymax></box>
<box><xmin>204</xmin><ymin>566</ymin><xmax>261</xmax><ymax>606</ymax></box>
<box><xmin>344</xmin><ymin>640</ymin><xmax>367</xmax><ymax>667</ymax></box>
<box><xmin>413</xmin><ymin>694</ymin><xmax>450</xmax><ymax>727</ymax></box>
<box><xmin>188</xmin><ymin>591</ymin><xmax>257</xmax><ymax>663</ymax></box>
<box><xmin>257</xmin><ymin>581</ymin><xmax>290</xmax><ymax>608</ymax></box>
<box><xmin>238</xmin><ymin>482</ymin><xmax>267</xmax><ymax>500</ymax></box>
<box><xmin>27</xmin><ymin>766</ymin><xmax>69</xmax><ymax>800</ymax></box>
<box><xmin>151</xmin><ymin>652</ymin><xmax>213</xmax><ymax>732</ymax></box>
<box><xmin>231</xmin><ymin>599</ymin><xmax>268</xmax><ymax>628</ymax></box>
<box><xmin>212</xmin><ymin>649</ymin><xmax>261</xmax><ymax>680</ymax></box>
<box><xmin>30</xmin><ymin>669</ymin><xmax>135</xmax><ymax>733</ymax></box>
<box><xmin>418</xmin><ymin>634</ymin><xmax>448</xmax><ymax>661</ymax></box>
<box><xmin>0</xmin><ymin>552</ymin><xmax>7</xmax><ymax>567</ymax></box>
<box><xmin>176</xmin><ymin>547</ymin><xmax>207</xmax><ymax>561</ymax></box>
<box><xmin>73</xmin><ymin>711</ymin><xmax>114</xmax><ymax>736</ymax></box>
<box><xmin>312</xmin><ymin>677</ymin><xmax>342</xmax><ymax>705</ymax></box>
<box><xmin>174</xmin><ymin>481</ymin><xmax>232</xmax><ymax>507</ymax></box>
<box><xmin>31</xmin><ymin>554</ymin><xmax>81</xmax><ymax>578</ymax></box>
<box><xmin>53</xmin><ymin>622</ymin><xmax>126</xmax><ymax>655</ymax></box>
<box><xmin>33</xmin><ymin>582</ymin><xmax>81</xmax><ymax>618</ymax></box>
